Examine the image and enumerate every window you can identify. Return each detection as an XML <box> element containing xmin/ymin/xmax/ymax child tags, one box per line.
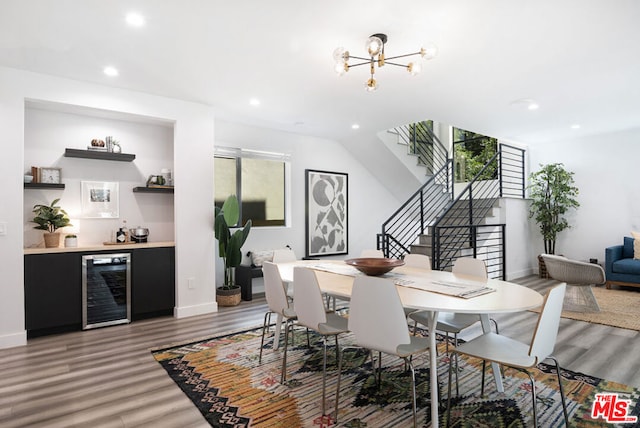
<box><xmin>214</xmin><ymin>148</ymin><xmax>288</xmax><ymax>227</ymax></box>
<box><xmin>452</xmin><ymin>127</ymin><xmax>498</xmax><ymax>182</ymax></box>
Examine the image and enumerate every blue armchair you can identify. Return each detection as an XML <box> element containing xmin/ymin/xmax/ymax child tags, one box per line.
<box><xmin>605</xmin><ymin>236</ymin><xmax>640</xmax><ymax>289</ymax></box>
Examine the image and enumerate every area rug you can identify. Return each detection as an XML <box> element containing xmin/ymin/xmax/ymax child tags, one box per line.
<box><xmin>522</xmin><ymin>278</ymin><xmax>640</xmax><ymax>331</ymax></box>
<box><xmin>152</xmin><ymin>326</ymin><xmax>640</xmax><ymax>427</ymax></box>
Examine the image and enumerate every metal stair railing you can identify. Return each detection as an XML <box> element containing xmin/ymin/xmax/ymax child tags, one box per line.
<box><xmin>498</xmin><ymin>143</ymin><xmax>526</xmax><ymax>198</ymax></box>
<box><xmin>390</xmin><ymin>121</ymin><xmax>448</xmax><ymax>175</ymax></box>
<box><xmin>433</xmin><ymin>149</ymin><xmax>504</xmax><ymax>277</ymax></box>
<box><xmin>433</xmin><ymin>224</ymin><xmax>506</xmax><ymax>278</ymax></box>
<box><xmin>378</xmin><ymin>159</ymin><xmax>453</xmax><ymax>259</ymax></box>
<box><xmin>377</xmin><ymin>130</ymin><xmax>526</xmax><ymax>279</ymax></box>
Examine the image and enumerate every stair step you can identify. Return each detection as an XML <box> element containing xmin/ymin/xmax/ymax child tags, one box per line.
<box><xmin>409</xmin><ymin>244</ymin><xmax>432</xmax><ymax>257</ymax></box>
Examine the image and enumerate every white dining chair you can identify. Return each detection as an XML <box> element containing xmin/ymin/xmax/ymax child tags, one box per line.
<box><xmin>402</xmin><ymin>254</ymin><xmax>431</xmax><ymax>318</ymax></box>
<box><xmin>259</xmin><ymin>261</ymin><xmax>297</xmax><ymax>364</ymax></box>
<box><xmin>272</xmin><ymin>247</ymin><xmax>297</xmax><ymax>299</ymax></box>
<box><xmin>272</xmin><ymin>247</ymin><xmax>297</xmax><ymax>263</ymax></box>
<box><xmin>336</xmin><ymin>275</ymin><xmax>430</xmax><ymax>427</ymax></box>
<box><xmin>403</xmin><ymin>253</ymin><xmax>431</xmax><ymax>269</ymax></box>
<box><xmin>283</xmin><ymin>266</ymin><xmax>349</xmax><ymax>417</ymax></box>
<box><xmin>446</xmin><ymin>282</ymin><xmax>569</xmax><ymax>428</ymax></box>
<box><xmin>360</xmin><ymin>249</ymin><xmax>384</xmax><ymax>258</ymax></box>
<box><xmin>409</xmin><ymin>257</ymin><xmax>498</xmax><ymax>395</ymax></box>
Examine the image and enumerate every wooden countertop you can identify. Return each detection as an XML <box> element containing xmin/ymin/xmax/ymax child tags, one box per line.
<box><xmin>24</xmin><ymin>241</ymin><xmax>175</xmax><ymax>255</ymax></box>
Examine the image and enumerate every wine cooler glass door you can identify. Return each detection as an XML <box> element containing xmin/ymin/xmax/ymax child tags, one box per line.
<box><xmin>82</xmin><ymin>253</ymin><xmax>131</xmax><ymax>329</ymax></box>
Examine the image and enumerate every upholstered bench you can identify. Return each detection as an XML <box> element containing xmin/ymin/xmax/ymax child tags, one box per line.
<box><xmin>605</xmin><ymin>236</ymin><xmax>640</xmax><ymax>289</ymax></box>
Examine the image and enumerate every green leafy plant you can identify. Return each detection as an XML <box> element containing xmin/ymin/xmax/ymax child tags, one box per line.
<box><xmin>214</xmin><ymin>195</ymin><xmax>252</xmax><ymax>289</ymax></box>
<box><xmin>528</xmin><ymin>163</ymin><xmax>579</xmax><ymax>254</ymax></box>
<box><xmin>32</xmin><ymin>198</ymin><xmax>72</xmax><ymax>233</ymax></box>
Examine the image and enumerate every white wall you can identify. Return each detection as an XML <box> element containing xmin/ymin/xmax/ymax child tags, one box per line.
<box><xmin>0</xmin><ymin>67</ymin><xmax>405</xmax><ymax>349</ymax></box>
<box><xmin>528</xmin><ymin>128</ymin><xmax>640</xmax><ymax>264</ymax></box>
<box><xmin>0</xmin><ymin>66</ymin><xmax>215</xmax><ymax>348</ymax></box>
<box><xmin>214</xmin><ymin>121</ymin><xmax>402</xmax><ymax>286</ymax></box>
<box><xmin>23</xmin><ymin>105</ymin><xmax>175</xmax><ymax>247</ymax></box>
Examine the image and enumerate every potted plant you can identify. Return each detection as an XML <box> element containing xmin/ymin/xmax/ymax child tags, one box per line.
<box><xmin>214</xmin><ymin>195</ymin><xmax>252</xmax><ymax>306</ymax></box>
<box><xmin>64</xmin><ymin>234</ymin><xmax>78</xmax><ymax>248</ymax></box>
<box><xmin>31</xmin><ymin>198</ymin><xmax>72</xmax><ymax>248</ymax></box>
<box><xmin>528</xmin><ymin>163</ymin><xmax>579</xmax><ymax>276</ymax></box>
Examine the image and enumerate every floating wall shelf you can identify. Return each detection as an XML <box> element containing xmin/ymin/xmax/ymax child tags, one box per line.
<box><xmin>133</xmin><ymin>186</ymin><xmax>174</xmax><ymax>194</ymax></box>
<box><xmin>24</xmin><ymin>183</ymin><xmax>66</xmax><ymax>190</ymax></box>
<box><xmin>64</xmin><ymin>148</ymin><xmax>136</xmax><ymax>162</ymax></box>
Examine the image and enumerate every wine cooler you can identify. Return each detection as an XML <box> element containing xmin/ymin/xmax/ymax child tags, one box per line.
<box><xmin>82</xmin><ymin>253</ymin><xmax>131</xmax><ymax>329</ymax></box>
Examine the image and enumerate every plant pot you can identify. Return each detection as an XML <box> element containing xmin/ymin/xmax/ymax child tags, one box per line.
<box><xmin>64</xmin><ymin>237</ymin><xmax>78</xmax><ymax>248</ymax></box>
<box><xmin>216</xmin><ymin>286</ymin><xmax>241</xmax><ymax>306</ymax></box>
<box><xmin>43</xmin><ymin>232</ymin><xmax>61</xmax><ymax>248</ymax></box>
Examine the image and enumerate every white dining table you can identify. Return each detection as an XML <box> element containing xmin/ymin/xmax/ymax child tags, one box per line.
<box><xmin>274</xmin><ymin>260</ymin><xmax>543</xmax><ymax>428</ymax></box>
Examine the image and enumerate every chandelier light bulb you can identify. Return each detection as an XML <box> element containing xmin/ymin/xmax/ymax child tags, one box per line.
<box><xmin>407</xmin><ymin>61</ymin><xmax>423</xmax><ymax>76</ymax></box>
<box><xmin>365</xmin><ymin>36</ymin><xmax>384</xmax><ymax>56</ymax></box>
<box><xmin>365</xmin><ymin>77</ymin><xmax>378</xmax><ymax>92</ymax></box>
<box><xmin>421</xmin><ymin>42</ymin><xmax>439</xmax><ymax>60</ymax></box>
<box><xmin>334</xmin><ymin>62</ymin><xmax>348</xmax><ymax>75</ymax></box>
<box><xmin>333</xmin><ymin>47</ymin><xmax>347</xmax><ymax>63</ymax></box>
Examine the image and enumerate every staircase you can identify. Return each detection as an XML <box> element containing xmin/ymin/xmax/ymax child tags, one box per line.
<box><xmin>378</xmin><ymin>123</ymin><xmax>526</xmax><ymax>279</ymax></box>
<box><xmin>410</xmin><ymin>197</ymin><xmax>501</xmax><ymax>256</ymax></box>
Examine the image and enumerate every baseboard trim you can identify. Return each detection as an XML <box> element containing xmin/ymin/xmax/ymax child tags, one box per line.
<box><xmin>507</xmin><ymin>268</ymin><xmax>535</xmax><ymax>281</ymax></box>
<box><xmin>0</xmin><ymin>330</ymin><xmax>27</xmax><ymax>349</ymax></box>
<box><xmin>174</xmin><ymin>302</ymin><xmax>218</xmax><ymax>318</ymax></box>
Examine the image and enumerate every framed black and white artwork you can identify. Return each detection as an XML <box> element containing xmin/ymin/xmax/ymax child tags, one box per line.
<box><xmin>305</xmin><ymin>169</ymin><xmax>348</xmax><ymax>257</ymax></box>
<box><xmin>81</xmin><ymin>181</ymin><xmax>119</xmax><ymax>218</ymax></box>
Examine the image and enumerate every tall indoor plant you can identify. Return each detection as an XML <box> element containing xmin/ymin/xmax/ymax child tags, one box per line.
<box><xmin>214</xmin><ymin>195</ymin><xmax>252</xmax><ymax>304</ymax></box>
<box><xmin>528</xmin><ymin>163</ymin><xmax>579</xmax><ymax>254</ymax></box>
<box><xmin>31</xmin><ymin>198</ymin><xmax>72</xmax><ymax>248</ymax></box>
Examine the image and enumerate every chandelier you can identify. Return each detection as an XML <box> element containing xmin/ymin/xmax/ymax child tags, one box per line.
<box><xmin>333</xmin><ymin>33</ymin><xmax>437</xmax><ymax>92</ymax></box>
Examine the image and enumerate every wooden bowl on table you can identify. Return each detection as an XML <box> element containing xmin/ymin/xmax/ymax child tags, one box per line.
<box><xmin>345</xmin><ymin>257</ymin><xmax>405</xmax><ymax>276</ymax></box>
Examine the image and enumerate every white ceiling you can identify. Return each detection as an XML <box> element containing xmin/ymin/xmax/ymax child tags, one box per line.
<box><xmin>2</xmin><ymin>0</ymin><xmax>639</xmax><ymax>144</ymax></box>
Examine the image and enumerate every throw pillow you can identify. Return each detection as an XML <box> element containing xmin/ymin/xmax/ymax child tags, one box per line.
<box><xmin>251</xmin><ymin>250</ymin><xmax>273</xmax><ymax>267</ymax></box>
<box><xmin>631</xmin><ymin>231</ymin><xmax>640</xmax><ymax>260</ymax></box>
<box><xmin>623</xmin><ymin>237</ymin><xmax>635</xmax><ymax>259</ymax></box>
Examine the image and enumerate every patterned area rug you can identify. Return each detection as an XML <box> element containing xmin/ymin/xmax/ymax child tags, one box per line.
<box><xmin>152</xmin><ymin>326</ymin><xmax>640</xmax><ymax>427</ymax></box>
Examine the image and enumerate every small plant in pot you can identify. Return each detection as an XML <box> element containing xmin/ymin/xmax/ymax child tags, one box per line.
<box><xmin>64</xmin><ymin>234</ymin><xmax>78</xmax><ymax>248</ymax></box>
<box><xmin>214</xmin><ymin>195</ymin><xmax>252</xmax><ymax>306</ymax></box>
<box><xmin>31</xmin><ymin>198</ymin><xmax>72</xmax><ymax>248</ymax></box>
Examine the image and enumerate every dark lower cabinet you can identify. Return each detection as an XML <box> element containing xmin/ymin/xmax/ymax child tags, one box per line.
<box><xmin>131</xmin><ymin>247</ymin><xmax>175</xmax><ymax>320</ymax></box>
<box><xmin>24</xmin><ymin>252</ymin><xmax>82</xmax><ymax>337</ymax></box>
<box><xmin>24</xmin><ymin>246</ymin><xmax>175</xmax><ymax>337</ymax></box>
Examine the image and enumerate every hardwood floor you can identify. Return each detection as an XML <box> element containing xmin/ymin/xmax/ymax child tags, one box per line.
<box><xmin>1</xmin><ymin>276</ymin><xmax>638</xmax><ymax>427</ymax></box>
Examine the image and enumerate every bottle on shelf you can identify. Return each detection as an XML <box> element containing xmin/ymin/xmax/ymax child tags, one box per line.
<box><xmin>116</xmin><ymin>220</ymin><xmax>128</xmax><ymax>243</ymax></box>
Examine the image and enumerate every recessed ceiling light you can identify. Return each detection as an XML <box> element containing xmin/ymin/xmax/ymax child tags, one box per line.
<box><xmin>570</xmin><ymin>124</ymin><xmax>581</xmax><ymax>129</ymax></box>
<box><xmin>510</xmin><ymin>98</ymin><xmax>539</xmax><ymax>111</ymax></box>
<box><xmin>351</xmin><ymin>124</ymin><xmax>360</xmax><ymax>130</ymax></box>
<box><xmin>103</xmin><ymin>66</ymin><xmax>119</xmax><ymax>77</ymax></box>
<box><xmin>249</xmin><ymin>98</ymin><xmax>260</xmax><ymax>106</ymax></box>
<box><xmin>126</xmin><ymin>12</ymin><xmax>145</xmax><ymax>27</ymax></box>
